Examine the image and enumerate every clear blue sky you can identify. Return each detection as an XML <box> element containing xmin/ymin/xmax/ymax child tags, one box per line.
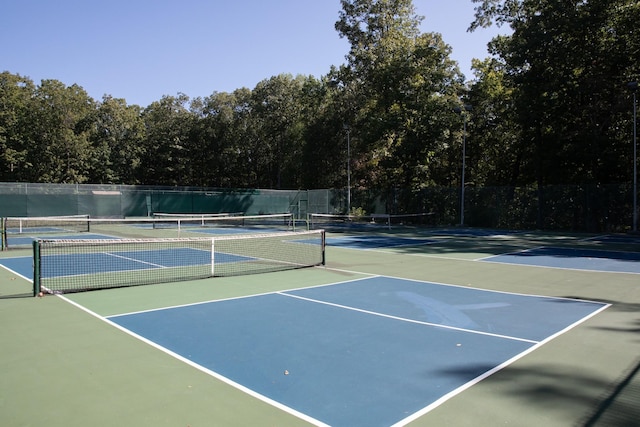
<box><xmin>1</xmin><ymin>0</ymin><xmax>505</xmax><ymax>107</ymax></box>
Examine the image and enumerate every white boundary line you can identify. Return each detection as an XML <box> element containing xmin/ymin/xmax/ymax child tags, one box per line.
<box><xmin>108</xmin><ymin>274</ymin><xmax>379</xmax><ymax>318</ymax></box>
<box><xmin>391</xmin><ymin>302</ymin><xmax>610</xmax><ymax>426</ymax></box>
<box><xmin>5</xmin><ymin>255</ymin><xmax>614</xmax><ymax>426</ymax></box>
<box><xmin>58</xmin><ymin>294</ymin><xmax>330</xmax><ymax>427</ymax></box>
<box><xmin>321</xmin><ymin>267</ymin><xmax>610</xmax><ymax>304</ymax></box>
<box><xmin>326</xmin><ymin>235</ymin><xmax>437</xmax><ymax>251</ymax></box>
<box><xmin>105</xmin><ymin>252</ymin><xmax>168</xmax><ymax>268</ymax></box>
<box><xmin>474</xmin><ymin>245</ymin><xmax>546</xmax><ymax>261</ymax></box>
<box><xmin>0</xmin><ymin>261</ymin><xmax>32</xmax><ymax>282</ymax></box>
<box><xmin>278</xmin><ymin>291</ymin><xmax>539</xmax><ymax>344</ymax></box>
<box><xmin>477</xmin><ymin>246</ymin><xmax>640</xmax><ymax>275</ymax></box>
<box><xmin>102</xmin><ymin>274</ymin><xmax>610</xmax><ymax>426</ymax></box>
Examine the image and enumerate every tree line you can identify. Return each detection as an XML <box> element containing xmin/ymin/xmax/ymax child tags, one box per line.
<box><xmin>1</xmin><ymin>0</ymin><xmax>638</xmax><ymax>200</ymax></box>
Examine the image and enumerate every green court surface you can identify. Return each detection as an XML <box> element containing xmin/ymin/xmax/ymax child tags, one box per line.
<box><xmin>1</xmin><ymin>228</ymin><xmax>639</xmax><ymax>426</ymax></box>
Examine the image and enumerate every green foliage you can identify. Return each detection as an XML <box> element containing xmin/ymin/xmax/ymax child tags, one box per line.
<box><xmin>139</xmin><ymin>94</ymin><xmax>193</xmax><ymax>186</ymax></box>
<box><xmin>26</xmin><ymin>80</ymin><xmax>95</xmax><ymax>183</ymax></box>
<box><xmin>350</xmin><ymin>206</ymin><xmax>367</xmax><ymax>217</ymax></box>
<box><xmin>89</xmin><ymin>96</ymin><xmax>145</xmax><ymax>184</ymax></box>
<box><xmin>467</xmin><ymin>57</ymin><xmax>523</xmax><ymax>187</ymax></box>
<box><xmin>0</xmin><ymin>72</ymin><xmax>35</xmax><ymax>181</ymax></box>
<box><xmin>470</xmin><ymin>0</ymin><xmax>640</xmax><ymax>189</ymax></box>
<box><xmin>0</xmin><ymin>0</ymin><xmax>637</xmax><ymax>214</ymax></box>
<box><xmin>335</xmin><ymin>0</ymin><xmax>465</xmax><ymax>191</ymax></box>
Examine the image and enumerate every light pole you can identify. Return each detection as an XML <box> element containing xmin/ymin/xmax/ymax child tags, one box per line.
<box><xmin>627</xmin><ymin>82</ymin><xmax>638</xmax><ymax>232</ymax></box>
<box><xmin>454</xmin><ymin>104</ymin><xmax>472</xmax><ymax>226</ymax></box>
<box><xmin>343</xmin><ymin>124</ymin><xmax>351</xmax><ymax>215</ymax></box>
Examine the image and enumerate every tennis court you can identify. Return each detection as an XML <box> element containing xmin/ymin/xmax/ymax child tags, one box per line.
<box><xmin>326</xmin><ymin>235</ymin><xmax>436</xmax><ymax>249</ymax></box>
<box><xmin>1</xmin><ymin>225</ymin><xmax>639</xmax><ymax>426</ymax></box>
<box><xmin>482</xmin><ymin>246</ymin><xmax>640</xmax><ymax>274</ymax></box>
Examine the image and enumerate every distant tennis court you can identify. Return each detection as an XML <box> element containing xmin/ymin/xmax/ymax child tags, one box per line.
<box><xmin>326</xmin><ymin>235</ymin><xmax>435</xmax><ymax>249</ymax></box>
<box><xmin>481</xmin><ymin>247</ymin><xmax>640</xmax><ymax>274</ymax></box>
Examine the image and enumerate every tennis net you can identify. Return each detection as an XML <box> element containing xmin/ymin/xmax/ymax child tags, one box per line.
<box><xmin>150</xmin><ymin>213</ymin><xmax>293</xmax><ymax>231</ymax></box>
<box><xmin>1</xmin><ymin>215</ymin><xmax>91</xmax><ymax>250</ymax></box>
<box><xmin>152</xmin><ymin>212</ymin><xmax>244</xmax><ymax>221</ymax></box>
<box><xmin>32</xmin><ymin>230</ymin><xmax>325</xmax><ymax>295</ymax></box>
<box><xmin>307</xmin><ymin>213</ymin><xmax>435</xmax><ymax>231</ymax></box>
<box><xmin>4</xmin><ymin>214</ymin><xmax>90</xmax><ymax>233</ymax></box>
<box><xmin>308</xmin><ymin>213</ymin><xmax>391</xmax><ymax>231</ymax></box>
<box><xmin>1</xmin><ymin>213</ymin><xmax>295</xmax><ymax>250</ymax></box>
<box><xmin>388</xmin><ymin>213</ymin><xmax>435</xmax><ymax>226</ymax></box>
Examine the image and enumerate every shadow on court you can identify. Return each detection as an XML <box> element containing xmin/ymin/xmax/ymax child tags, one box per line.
<box><xmin>0</xmin><ymin>291</ymin><xmax>32</xmax><ymax>299</ymax></box>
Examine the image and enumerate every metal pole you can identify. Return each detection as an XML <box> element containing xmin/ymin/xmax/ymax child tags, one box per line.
<box><xmin>461</xmin><ymin>116</ymin><xmax>466</xmax><ymax>226</ymax></box>
<box><xmin>344</xmin><ymin>125</ymin><xmax>351</xmax><ymax>215</ymax></box>
<box><xmin>633</xmin><ymin>89</ymin><xmax>637</xmax><ymax>232</ymax></box>
<box><xmin>628</xmin><ymin>82</ymin><xmax>638</xmax><ymax>232</ymax></box>
<box><xmin>347</xmin><ymin>128</ymin><xmax>351</xmax><ymax>215</ymax></box>
<box><xmin>454</xmin><ymin>104</ymin><xmax>472</xmax><ymax>226</ymax></box>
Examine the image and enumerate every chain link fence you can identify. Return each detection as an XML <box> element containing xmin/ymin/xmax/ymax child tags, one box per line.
<box><xmin>0</xmin><ymin>182</ymin><xmax>635</xmax><ymax>232</ymax></box>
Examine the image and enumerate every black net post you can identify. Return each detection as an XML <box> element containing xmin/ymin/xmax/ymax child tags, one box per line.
<box><xmin>33</xmin><ymin>240</ymin><xmax>41</xmax><ymax>296</ymax></box>
<box><xmin>0</xmin><ymin>217</ymin><xmax>6</xmax><ymax>251</ymax></box>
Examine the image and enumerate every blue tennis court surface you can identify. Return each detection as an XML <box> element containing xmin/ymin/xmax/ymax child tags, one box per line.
<box><xmin>421</xmin><ymin>228</ymin><xmax>521</xmax><ymax>237</ymax></box>
<box><xmin>108</xmin><ymin>276</ymin><xmax>607</xmax><ymax>427</ymax></box>
<box><xmin>0</xmin><ymin>256</ymin><xmax>33</xmax><ymax>280</ymax></box>
<box><xmin>326</xmin><ymin>235</ymin><xmax>435</xmax><ymax>249</ymax></box>
<box><xmin>585</xmin><ymin>234</ymin><xmax>640</xmax><ymax>245</ymax></box>
<box><xmin>41</xmin><ymin>248</ymin><xmax>210</xmax><ymax>277</ymax></box>
<box><xmin>133</xmin><ymin>223</ymin><xmax>288</xmax><ymax>235</ymax></box>
<box><xmin>192</xmin><ymin>227</ymin><xmax>288</xmax><ymax>235</ymax></box>
<box><xmin>6</xmin><ymin>227</ymin><xmax>66</xmax><ymax>233</ymax></box>
<box><xmin>0</xmin><ymin>249</ymin><xmax>252</xmax><ymax>282</ymax></box>
<box><xmin>482</xmin><ymin>247</ymin><xmax>640</xmax><ymax>274</ymax></box>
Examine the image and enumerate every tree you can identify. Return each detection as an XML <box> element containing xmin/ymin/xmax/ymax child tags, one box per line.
<box><xmin>139</xmin><ymin>94</ymin><xmax>194</xmax><ymax>186</ymax></box>
<box><xmin>250</xmin><ymin>74</ymin><xmax>307</xmax><ymax>189</ymax></box>
<box><xmin>301</xmin><ymin>69</ymin><xmax>350</xmax><ymax>189</ymax></box>
<box><xmin>335</xmin><ymin>0</ymin><xmax>464</xmax><ymax>194</ymax></box>
<box><xmin>189</xmin><ymin>88</ymin><xmax>256</xmax><ymax>188</ymax></box>
<box><xmin>467</xmin><ymin>56</ymin><xmax>522</xmax><ymax>187</ymax></box>
<box><xmin>470</xmin><ymin>0</ymin><xmax>640</xmax><ymax>187</ymax></box>
<box><xmin>0</xmin><ymin>72</ymin><xmax>35</xmax><ymax>181</ymax></box>
<box><xmin>89</xmin><ymin>96</ymin><xmax>145</xmax><ymax>184</ymax></box>
<box><xmin>26</xmin><ymin>80</ymin><xmax>95</xmax><ymax>183</ymax></box>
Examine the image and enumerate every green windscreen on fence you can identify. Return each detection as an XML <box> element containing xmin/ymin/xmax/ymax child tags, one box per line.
<box><xmin>1</xmin><ymin>182</ymin><xmax>636</xmax><ymax>232</ymax></box>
